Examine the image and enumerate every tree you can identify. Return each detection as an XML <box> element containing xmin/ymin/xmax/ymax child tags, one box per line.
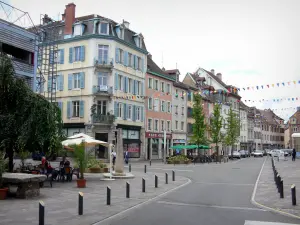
<box><xmin>225</xmin><ymin>107</ymin><xmax>240</xmax><ymax>159</ymax></box>
<box><xmin>210</xmin><ymin>104</ymin><xmax>223</xmax><ymax>162</ymax></box>
<box><xmin>192</xmin><ymin>94</ymin><xmax>208</xmax><ymax>154</ymax></box>
<box><xmin>0</xmin><ymin>54</ymin><xmax>64</xmax><ymax>171</ymax></box>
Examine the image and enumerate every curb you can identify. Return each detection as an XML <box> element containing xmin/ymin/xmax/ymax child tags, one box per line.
<box><xmin>251</xmin><ymin>156</ymin><xmax>300</xmax><ymax>220</ymax></box>
<box><xmin>92</xmin><ymin>177</ymin><xmax>192</xmax><ymax>225</ymax></box>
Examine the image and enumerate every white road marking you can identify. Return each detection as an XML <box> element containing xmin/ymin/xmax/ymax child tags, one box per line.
<box><xmin>124</xmin><ymin>166</ymin><xmax>194</xmax><ymax>172</ymax></box>
<box><xmin>157</xmin><ymin>200</ymin><xmax>266</xmax><ymax>211</ymax></box>
<box><xmin>245</xmin><ymin>221</ymin><xmax>300</xmax><ymax>225</ymax></box>
<box><xmin>194</xmin><ymin>181</ymin><xmax>253</xmax><ymax>186</ymax></box>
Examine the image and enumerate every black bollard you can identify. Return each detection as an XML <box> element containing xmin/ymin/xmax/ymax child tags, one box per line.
<box><xmin>277</xmin><ymin>175</ymin><xmax>280</xmax><ymax>191</ymax></box>
<box><xmin>144</xmin><ymin>165</ymin><xmax>147</xmax><ymax>173</ymax></box>
<box><xmin>39</xmin><ymin>201</ymin><xmax>45</xmax><ymax>225</ymax></box>
<box><xmin>78</xmin><ymin>192</ymin><xmax>83</xmax><ymax>215</ymax></box>
<box><xmin>150</xmin><ymin>160</ymin><xmax>152</xmax><ymax>166</ymax></box>
<box><xmin>107</xmin><ymin>186</ymin><xmax>111</xmax><ymax>205</ymax></box>
<box><xmin>291</xmin><ymin>184</ymin><xmax>297</xmax><ymax>205</ymax></box>
<box><xmin>280</xmin><ymin>180</ymin><xmax>284</xmax><ymax>198</ymax></box>
<box><xmin>155</xmin><ymin>175</ymin><xmax>158</xmax><ymax>188</ymax></box>
<box><xmin>142</xmin><ymin>178</ymin><xmax>145</xmax><ymax>192</ymax></box>
<box><xmin>165</xmin><ymin>173</ymin><xmax>168</xmax><ymax>184</ymax></box>
<box><xmin>172</xmin><ymin>170</ymin><xmax>175</xmax><ymax>181</ymax></box>
<box><xmin>126</xmin><ymin>182</ymin><xmax>130</xmax><ymax>198</ymax></box>
<box><xmin>129</xmin><ymin>164</ymin><xmax>131</xmax><ymax>172</ymax></box>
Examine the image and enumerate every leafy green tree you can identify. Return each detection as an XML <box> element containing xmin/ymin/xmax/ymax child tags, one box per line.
<box><xmin>210</xmin><ymin>104</ymin><xmax>224</xmax><ymax>162</ymax></box>
<box><xmin>225</xmin><ymin>107</ymin><xmax>240</xmax><ymax>158</ymax></box>
<box><xmin>0</xmin><ymin>54</ymin><xmax>64</xmax><ymax>171</ymax></box>
<box><xmin>192</xmin><ymin>94</ymin><xmax>208</xmax><ymax>153</ymax></box>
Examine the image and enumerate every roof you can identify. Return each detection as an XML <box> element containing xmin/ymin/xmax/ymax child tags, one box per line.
<box><xmin>258</xmin><ymin>109</ymin><xmax>283</xmax><ymax>125</ymax></box>
<box><xmin>202</xmin><ymin>69</ymin><xmax>228</xmax><ymax>88</ymax></box>
<box><xmin>147</xmin><ymin>56</ymin><xmax>175</xmax><ymax>81</ymax></box>
<box><xmin>173</xmin><ymin>81</ymin><xmax>189</xmax><ymax>90</ymax></box>
<box><xmin>165</xmin><ymin>69</ymin><xmax>180</xmax><ymax>75</ymax></box>
<box><xmin>239</xmin><ymin>101</ymin><xmax>248</xmax><ymax>109</ymax></box>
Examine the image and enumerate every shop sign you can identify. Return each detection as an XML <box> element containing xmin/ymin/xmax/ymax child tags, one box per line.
<box><xmin>128</xmin><ymin>143</ymin><xmax>140</xmax><ymax>153</ymax></box>
<box><xmin>128</xmin><ymin>130</ymin><xmax>139</xmax><ymax>139</ymax></box>
<box><xmin>173</xmin><ymin>139</ymin><xmax>186</xmax><ymax>143</ymax></box>
<box><xmin>145</xmin><ymin>132</ymin><xmax>172</xmax><ymax>139</ymax></box>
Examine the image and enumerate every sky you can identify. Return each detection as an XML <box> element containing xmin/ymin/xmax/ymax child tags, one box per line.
<box><xmin>1</xmin><ymin>0</ymin><xmax>300</xmax><ymax>121</ymax></box>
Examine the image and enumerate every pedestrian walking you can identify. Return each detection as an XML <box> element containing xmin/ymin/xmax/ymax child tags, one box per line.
<box><xmin>292</xmin><ymin>148</ymin><xmax>296</xmax><ymax>161</ymax></box>
<box><xmin>111</xmin><ymin>150</ymin><xmax>117</xmax><ymax>170</ymax></box>
<box><xmin>124</xmin><ymin>150</ymin><xmax>129</xmax><ymax>164</ymax></box>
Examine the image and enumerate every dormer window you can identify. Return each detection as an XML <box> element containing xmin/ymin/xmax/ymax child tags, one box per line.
<box><xmin>73</xmin><ymin>23</ymin><xmax>85</xmax><ymax>36</ymax></box>
<box><xmin>115</xmin><ymin>25</ymin><xmax>124</xmax><ymax>39</ymax></box>
<box><xmin>134</xmin><ymin>35</ymin><xmax>142</xmax><ymax>48</ymax></box>
<box><xmin>99</xmin><ymin>22</ymin><xmax>109</xmax><ymax>35</ymax></box>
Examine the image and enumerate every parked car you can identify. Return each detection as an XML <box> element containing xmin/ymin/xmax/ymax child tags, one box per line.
<box><xmin>283</xmin><ymin>149</ymin><xmax>293</xmax><ymax>156</ymax></box>
<box><xmin>239</xmin><ymin>150</ymin><xmax>247</xmax><ymax>158</ymax></box>
<box><xmin>245</xmin><ymin>150</ymin><xmax>250</xmax><ymax>157</ymax></box>
<box><xmin>229</xmin><ymin>151</ymin><xmax>241</xmax><ymax>159</ymax></box>
<box><xmin>253</xmin><ymin>150</ymin><xmax>264</xmax><ymax>157</ymax></box>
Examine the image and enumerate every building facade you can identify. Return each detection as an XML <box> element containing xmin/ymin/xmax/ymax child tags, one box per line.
<box><xmin>239</xmin><ymin>102</ymin><xmax>248</xmax><ymax>150</ymax></box>
<box><xmin>288</xmin><ymin>107</ymin><xmax>300</xmax><ymax>148</ymax></box>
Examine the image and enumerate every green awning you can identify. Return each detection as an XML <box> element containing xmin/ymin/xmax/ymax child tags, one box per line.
<box><xmin>170</xmin><ymin>145</ymin><xmax>199</xmax><ymax>150</ymax></box>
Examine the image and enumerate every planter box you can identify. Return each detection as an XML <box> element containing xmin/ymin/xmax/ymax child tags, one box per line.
<box><xmin>89</xmin><ymin>168</ymin><xmax>101</xmax><ymax>173</ymax></box>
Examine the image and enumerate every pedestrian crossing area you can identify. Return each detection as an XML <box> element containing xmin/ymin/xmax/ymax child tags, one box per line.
<box><xmin>245</xmin><ymin>221</ymin><xmax>300</xmax><ymax>225</ymax></box>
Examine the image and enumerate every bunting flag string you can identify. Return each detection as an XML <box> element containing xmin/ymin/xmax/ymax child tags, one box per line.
<box><xmin>244</xmin><ymin>96</ymin><xmax>300</xmax><ymax>103</ymax></box>
<box><xmin>236</xmin><ymin>80</ymin><xmax>300</xmax><ymax>92</ymax></box>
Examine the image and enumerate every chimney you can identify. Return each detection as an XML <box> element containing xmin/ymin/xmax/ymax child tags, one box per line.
<box><xmin>216</xmin><ymin>73</ymin><xmax>222</xmax><ymax>81</ymax></box>
<box><xmin>211</xmin><ymin>69</ymin><xmax>215</xmax><ymax>75</ymax></box>
<box><xmin>42</xmin><ymin>14</ymin><xmax>52</xmax><ymax>24</ymax></box>
<box><xmin>123</xmin><ymin>20</ymin><xmax>130</xmax><ymax>29</ymax></box>
<box><xmin>64</xmin><ymin>3</ymin><xmax>76</xmax><ymax>35</ymax></box>
<box><xmin>148</xmin><ymin>54</ymin><xmax>152</xmax><ymax>59</ymax></box>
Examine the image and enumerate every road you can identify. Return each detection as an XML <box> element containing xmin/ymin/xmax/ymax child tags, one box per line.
<box><xmin>99</xmin><ymin>157</ymin><xmax>300</xmax><ymax>225</ymax></box>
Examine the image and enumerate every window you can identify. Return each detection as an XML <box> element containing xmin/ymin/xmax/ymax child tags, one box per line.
<box><xmin>120</xmin><ymin>28</ymin><xmax>124</xmax><ymax>39</ymax></box>
<box><xmin>137</xmin><ymin>57</ymin><xmax>142</xmax><ymax>71</ymax></box>
<box><xmin>97</xmin><ymin>101</ymin><xmax>107</xmax><ymax>115</ymax></box>
<box><xmin>293</xmin><ymin>127</ymin><xmax>298</xmax><ymax>132</ymax></box>
<box><xmin>148</xmin><ymin>78</ymin><xmax>153</xmax><ymax>88</ymax></box>
<box><xmin>128</xmin><ymin>78</ymin><xmax>132</xmax><ymax>93</ymax></box>
<box><xmin>181</xmin><ymin>91</ymin><xmax>185</xmax><ymax>99</ymax></box>
<box><xmin>97</xmin><ymin>72</ymin><xmax>108</xmax><ymax>86</ymax></box>
<box><xmin>119</xmin><ymin>49</ymin><xmax>124</xmax><ymax>64</ymax></box>
<box><xmin>175</xmin><ymin>105</ymin><xmax>178</xmax><ymax>114</ymax></box>
<box><xmin>154</xmin><ymin>80</ymin><xmax>159</xmax><ymax>90</ymax></box>
<box><xmin>161</xmin><ymin>82</ymin><xmax>165</xmax><ymax>92</ymax></box>
<box><xmin>161</xmin><ymin>120</ymin><xmax>165</xmax><ymax>131</ymax></box>
<box><xmin>128</xmin><ymin>105</ymin><xmax>132</xmax><ymax>120</ymax></box>
<box><xmin>73</xmin><ymin>73</ymin><xmax>80</xmax><ymax>89</ymax></box>
<box><xmin>154</xmin><ymin>119</ymin><xmax>159</xmax><ymax>131</ymax></box>
<box><xmin>99</xmin><ymin>23</ymin><xmax>108</xmax><ymax>34</ymax></box>
<box><xmin>167</xmin><ymin>121</ymin><xmax>171</xmax><ymax>131</ymax></box>
<box><xmin>118</xmin><ymin>75</ymin><xmax>123</xmax><ymax>91</ymax></box>
<box><xmin>154</xmin><ymin>99</ymin><xmax>159</xmax><ymax>112</ymax></box>
<box><xmin>161</xmin><ymin>101</ymin><xmax>165</xmax><ymax>112</ymax></box>
<box><xmin>118</xmin><ymin>103</ymin><xmax>123</xmax><ymax>118</ymax></box>
<box><xmin>175</xmin><ymin>121</ymin><xmax>178</xmax><ymax>130</ymax></box>
<box><xmin>128</xmin><ymin>53</ymin><xmax>133</xmax><ymax>67</ymax></box>
<box><xmin>175</xmin><ymin>89</ymin><xmax>178</xmax><ymax>98</ymax></box>
<box><xmin>181</xmin><ymin>122</ymin><xmax>184</xmax><ymax>131</ymax></box>
<box><xmin>148</xmin><ymin>118</ymin><xmax>152</xmax><ymax>130</ymax></box>
<box><xmin>136</xmin><ymin>107</ymin><xmax>141</xmax><ymax>121</ymax></box>
<box><xmin>181</xmin><ymin>106</ymin><xmax>184</xmax><ymax>115</ymax></box>
<box><xmin>167</xmin><ymin>83</ymin><xmax>171</xmax><ymax>93</ymax></box>
<box><xmin>74</xmin><ymin>47</ymin><xmax>81</xmax><ymax>62</ymax></box>
<box><xmin>98</xmin><ymin>45</ymin><xmax>109</xmax><ymax>64</ymax></box>
<box><xmin>136</xmin><ymin>81</ymin><xmax>140</xmax><ymax>95</ymax></box>
<box><xmin>167</xmin><ymin>102</ymin><xmax>171</xmax><ymax>113</ymax></box>
<box><xmin>74</xmin><ymin>24</ymin><xmax>82</xmax><ymax>36</ymax></box>
<box><xmin>148</xmin><ymin>98</ymin><xmax>153</xmax><ymax>110</ymax></box>
<box><xmin>72</xmin><ymin>101</ymin><xmax>80</xmax><ymax>117</ymax></box>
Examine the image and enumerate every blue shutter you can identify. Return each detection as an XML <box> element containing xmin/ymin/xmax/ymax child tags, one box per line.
<box><xmin>68</xmin><ymin>74</ymin><xmax>73</xmax><ymax>90</ymax></box>
<box><xmin>124</xmin><ymin>51</ymin><xmax>128</xmax><ymax>66</ymax></box>
<box><xmin>134</xmin><ymin>56</ymin><xmax>138</xmax><ymax>69</ymax></box>
<box><xmin>69</xmin><ymin>47</ymin><xmax>73</xmax><ymax>63</ymax></box>
<box><xmin>79</xmin><ymin>101</ymin><xmax>84</xmax><ymax>118</ymax></box>
<box><xmin>114</xmin><ymin>102</ymin><xmax>118</xmax><ymax>117</ymax></box>
<box><xmin>59</xmin><ymin>75</ymin><xmax>64</xmax><ymax>91</ymax></box>
<box><xmin>67</xmin><ymin>101</ymin><xmax>71</xmax><ymax>118</ymax></box>
<box><xmin>58</xmin><ymin>102</ymin><xmax>63</xmax><ymax>112</ymax></box>
<box><xmin>60</xmin><ymin>49</ymin><xmax>64</xmax><ymax>64</ymax></box>
<box><xmin>124</xmin><ymin>77</ymin><xmax>128</xmax><ymax>93</ymax></box>
<box><xmin>141</xmin><ymin>81</ymin><xmax>144</xmax><ymax>96</ymax></box>
<box><xmin>80</xmin><ymin>46</ymin><xmax>85</xmax><ymax>61</ymax></box>
<box><xmin>123</xmin><ymin>103</ymin><xmax>127</xmax><ymax>120</ymax></box>
<box><xmin>141</xmin><ymin>58</ymin><xmax>144</xmax><ymax>73</ymax></box>
<box><xmin>80</xmin><ymin>72</ymin><xmax>85</xmax><ymax>89</ymax></box>
<box><xmin>48</xmin><ymin>76</ymin><xmax>52</xmax><ymax>92</ymax></box>
<box><xmin>133</xmin><ymin>105</ymin><xmax>136</xmax><ymax>121</ymax></box>
<box><xmin>114</xmin><ymin>73</ymin><xmax>118</xmax><ymax>90</ymax></box>
<box><xmin>115</xmin><ymin>48</ymin><xmax>119</xmax><ymax>63</ymax></box>
<box><xmin>133</xmin><ymin>80</ymin><xmax>136</xmax><ymax>95</ymax></box>
<box><xmin>141</xmin><ymin>106</ymin><xmax>144</xmax><ymax>122</ymax></box>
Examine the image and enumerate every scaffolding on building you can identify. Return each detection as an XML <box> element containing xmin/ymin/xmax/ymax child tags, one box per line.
<box><xmin>0</xmin><ymin>1</ymin><xmax>58</xmax><ymax>103</ymax></box>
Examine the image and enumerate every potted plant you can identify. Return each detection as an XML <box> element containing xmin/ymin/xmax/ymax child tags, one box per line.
<box><xmin>87</xmin><ymin>158</ymin><xmax>101</xmax><ymax>173</ymax></box>
<box><xmin>73</xmin><ymin>144</ymin><xmax>90</xmax><ymax>188</ymax></box>
<box><xmin>0</xmin><ymin>151</ymin><xmax>8</xmax><ymax>200</ymax></box>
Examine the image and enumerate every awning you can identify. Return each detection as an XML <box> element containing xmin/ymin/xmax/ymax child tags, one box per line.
<box><xmin>170</xmin><ymin>145</ymin><xmax>203</xmax><ymax>150</ymax></box>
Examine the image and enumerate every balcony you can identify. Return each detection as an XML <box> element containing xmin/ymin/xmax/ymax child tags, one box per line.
<box><xmin>12</xmin><ymin>59</ymin><xmax>34</xmax><ymax>77</ymax></box>
<box><xmin>92</xmin><ymin>85</ymin><xmax>113</xmax><ymax>96</ymax></box>
<box><xmin>92</xmin><ymin>114</ymin><xmax>115</xmax><ymax>124</ymax></box>
<box><xmin>94</xmin><ymin>58</ymin><xmax>114</xmax><ymax>69</ymax></box>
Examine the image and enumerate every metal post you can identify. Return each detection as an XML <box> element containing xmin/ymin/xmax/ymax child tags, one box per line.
<box><xmin>129</xmin><ymin>164</ymin><xmax>131</xmax><ymax>173</ymax></box>
<box><xmin>126</xmin><ymin>182</ymin><xmax>130</xmax><ymax>198</ymax></box>
<box><xmin>155</xmin><ymin>175</ymin><xmax>158</xmax><ymax>188</ymax></box>
<box><xmin>172</xmin><ymin>170</ymin><xmax>175</xmax><ymax>181</ymax></box>
<box><xmin>39</xmin><ymin>201</ymin><xmax>45</xmax><ymax>225</ymax></box>
<box><xmin>142</xmin><ymin>178</ymin><xmax>145</xmax><ymax>192</ymax></box>
<box><xmin>280</xmin><ymin>180</ymin><xmax>284</xmax><ymax>198</ymax></box>
<box><xmin>107</xmin><ymin>186</ymin><xmax>111</xmax><ymax>205</ymax></box>
<box><xmin>291</xmin><ymin>184</ymin><xmax>296</xmax><ymax>205</ymax></box>
<box><xmin>277</xmin><ymin>175</ymin><xmax>281</xmax><ymax>192</ymax></box>
<box><xmin>78</xmin><ymin>192</ymin><xmax>83</xmax><ymax>215</ymax></box>
<box><xmin>165</xmin><ymin>173</ymin><xmax>168</xmax><ymax>184</ymax></box>
<box><xmin>144</xmin><ymin>165</ymin><xmax>147</xmax><ymax>173</ymax></box>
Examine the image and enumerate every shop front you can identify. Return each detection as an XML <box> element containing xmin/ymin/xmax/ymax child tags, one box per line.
<box><xmin>240</xmin><ymin>142</ymin><xmax>248</xmax><ymax>150</ymax></box>
<box><xmin>172</xmin><ymin>138</ymin><xmax>186</xmax><ymax>155</ymax></box>
<box><xmin>145</xmin><ymin>132</ymin><xmax>172</xmax><ymax>160</ymax></box>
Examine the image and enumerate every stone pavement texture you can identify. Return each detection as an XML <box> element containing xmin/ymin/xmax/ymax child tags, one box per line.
<box><xmin>254</xmin><ymin>156</ymin><xmax>300</xmax><ymax>217</ymax></box>
<box><xmin>0</xmin><ymin>168</ymin><xmax>188</xmax><ymax>225</ymax></box>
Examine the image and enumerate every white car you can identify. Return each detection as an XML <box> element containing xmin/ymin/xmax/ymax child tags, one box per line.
<box><xmin>229</xmin><ymin>151</ymin><xmax>241</xmax><ymax>159</ymax></box>
<box><xmin>253</xmin><ymin>150</ymin><xmax>263</xmax><ymax>157</ymax></box>
<box><xmin>272</xmin><ymin>150</ymin><xmax>288</xmax><ymax>157</ymax></box>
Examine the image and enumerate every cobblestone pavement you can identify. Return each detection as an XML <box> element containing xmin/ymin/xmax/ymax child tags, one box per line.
<box><xmin>0</xmin><ymin>168</ymin><xmax>189</xmax><ymax>225</ymax></box>
<box><xmin>254</xmin><ymin>156</ymin><xmax>300</xmax><ymax>217</ymax></box>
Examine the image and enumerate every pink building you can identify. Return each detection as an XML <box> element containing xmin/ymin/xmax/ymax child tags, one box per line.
<box><xmin>145</xmin><ymin>55</ymin><xmax>174</xmax><ymax>160</ymax></box>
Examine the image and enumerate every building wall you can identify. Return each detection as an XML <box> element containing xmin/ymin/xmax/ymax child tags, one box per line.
<box><xmin>285</xmin><ymin>128</ymin><xmax>290</xmax><ymax>148</ymax></box>
<box><xmin>239</xmin><ymin>108</ymin><xmax>248</xmax><ymax>149</ymax></box>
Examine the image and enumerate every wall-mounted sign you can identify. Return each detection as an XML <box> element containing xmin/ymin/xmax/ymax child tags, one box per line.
<box><xmin>145</xmin><ymin>132</ymin><xmax>172</xmax><ymax>139</ymax></box>
<box><xmin>128</xmin><ymin>130</ymin><xmax>139</xmax><ymax>139</ymax></box>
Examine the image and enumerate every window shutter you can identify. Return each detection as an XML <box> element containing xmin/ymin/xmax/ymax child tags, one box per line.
<box><xmin>60</xmin><ymin>49</ymin><xmax>64</xmax><ymax>64</ymax></box>
<box><xmin>133</xmin><ymin>80</ymin><xmax>136</xmax><ymax>95</ymax></box>
<box><xmin>59</xmin><ymin>74</ymin><xmax>64</xmax><ymax>91</ymax></box>
<box><xmin>124</xmin><ymin>77</ymin><xmax>128</xmax><ymax>93</ymax></box>
<box><xmin>141</xmin><ymin>58</ymin><xmax>144</xmax><ymax>72</ymax></box>
<box><xmin>68</xmin><ymin>74</ymin><xmax>73</xmax><ymax>90</ymax></box>
<box><xmin>69</xmin><ymin>47</ymin><xmax>73</xmax><ymax>63</ymax></box>
<box><xmin>58</xmin><ymin>102</ymin><xmax>63</xmax><ymax>112</ymax></box>
<box><xmin>131</xmin><ymin>79</ymin><xmax>134</xmax><ymax>94</ymax></box>
<box><xmin>114</xmin><ymin>73</ymin><xmax>118</xmax><ymax>90</ymax></box>
<box><xmin>80</xmin><ymin>72</ymin><xmax>85</xmax><ymax>89</ymax></box>
<box><xmin>134</xmin><ymin>55</ymin><xmax>138</xmax><ymax>69</ymax></box>
<box><xmin>133</xmin><ymin>105</ymin><xmax>136</xmax><ymax>121</ymax></box>
<box><xmin>48</xmin><ymin>76</ymin><xmax>52</xmax><ymax>92</ymax></box>
<box><xmin>124</xmin><ymin>51</ymin><xmax>128</xmax><ymax>66</ymax></box>
<box><xmin>67</xmin><ymin>101</ymin><xmax>71</xmax><ymax>118</ymax></box>
<box><xmin>123</xmin><ymin>103</ymin><xmax>127</xmax><ymax>120</ymax></box>
<box><xmin>79</xmin><ymin>100</ymin><xmax>84</xmax><ymax>118</ymax></box>
<box><xmin>141</xmin><ymin>106</ymin><xmax>144</xmax><ymax>122</ymax></box>
<box><xmin>115</xmin><ymin>48</ymin><xmax>119</xmax><ymax>63</ymax></box>
<box><xmin>114</xmin><ymin>102</ymin><xmax>118</xmax><ymax>117</ymax></box>
<box><xmin>141</xmin><ymin>81</ymin><xmax>144</xmax><ymax>96</ymax></box>
<box><xmin>80</xmin><ymin>46</ymin><xmax>85</xmax><ymax>61</ymax></box>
